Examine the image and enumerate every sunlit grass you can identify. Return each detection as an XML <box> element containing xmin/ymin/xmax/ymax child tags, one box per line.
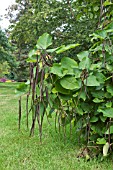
<box><xmin>0</xmin><ymin>83</ymin><xmax>113</xmax><ymax>170</ymax></box>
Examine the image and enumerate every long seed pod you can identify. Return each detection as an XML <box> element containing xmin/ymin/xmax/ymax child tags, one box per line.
<box><xmin>35</xmin><ymin>59</ymin><xmax>39</xmax><ymax>85</ymax></box>
<box><xmin>45</xmin><ymin>87</ymin><xmax>52</xmax><ymax>110</ymax></box>
<box><xmin>18</xmin><ymin>96</ymin><xmax>21</xmax><ymax>130</ymax></box>
<box><xmin>36</xmin><ymin>103</ymin><xmax>42</xmax><ymax>142</ymax></box>
<box><xmin>58</xmin><ymin>111</ymin><xmax>61</xmax><ymax>134</ymax></box>
<box><xmin>86</xmin><ymin>113</ymin><xmax>90</xmax><ymax>144</ymax></box>
<box><xmin>63</xmin><ymin>116</ymin><xmax>66</xmax><ymax>143</ymax></box>
<box><xmin>29</xmin><ymin>63</ymin><xmax>33</xmax><ymax>93</ymax></box>
<box><xmin>32</xmin><ymin>77</ymin><xmax>36</xmax><ymax>103</ymax></box>
<box><xmin>40</xmin><ymin>69</ymin><xmax>45</xmax><ymax>102</ymax></box>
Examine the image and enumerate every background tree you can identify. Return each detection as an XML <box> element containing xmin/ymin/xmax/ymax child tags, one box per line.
<box><xmin>0</xmin><ymin>27</ymin><xmax>16</xmax><ymax>79</ymax></box>
<box><xmin>8</xmin><ymin>0</ymin><xmax>101</xmax><ymax>56</ymax></box>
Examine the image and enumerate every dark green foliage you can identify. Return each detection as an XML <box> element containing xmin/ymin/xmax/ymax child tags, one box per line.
<box><xmin>8</xmin><ymin>0</ymin><xmax>100</xmax><ymax>57</ymax></box>
<box><xmin>0</xmin><ymin>28</ymin><xmax>16</xmax><ymax>78</ymax></box>
<box><xmin>0</xmin><ymin>28</ymin><xmax>13</xmax><ymax>64</ymax></box>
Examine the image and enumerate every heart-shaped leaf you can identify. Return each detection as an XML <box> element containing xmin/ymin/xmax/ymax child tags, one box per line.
<box><xmin>85</xmin><ymin>75</ymin><xmax>100</xmax><ymax>86</ymax></box>
<box><xmin>60</xmin><ymin>76</ymin><xmax>80</xmax><ymax>90</ymax></box>
<box><xmin>36</xmin><ymin>33</ymin><xmax>52</xmax><ymax>49</ymax></box>
<box><xmin>61</xmin><ymin>57</ymin><xmax>78</xmax><ymax>69</ymax></box>
<box><xmin>98</xmin><ymin>108</ymin><xmax>113</xmax><ymax>118</ymax></box>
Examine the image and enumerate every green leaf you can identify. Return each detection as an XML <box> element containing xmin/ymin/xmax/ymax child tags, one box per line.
<box><xmin>100</xmin><ymin>116</ymin><xmax>107</xmax><ymax>122</ymax></box>
<box><xmin>27</xmin><ymin>49</ymin><xmax>38</xmax><ymax>62</ymax></box>
<box><xmin>90</xmin><ymin>63</ymin><xmax>102</xmax><ymax>70</ymax></box>
<box><xmin>26</xmin><ymin>58</ymin><xmax>37</xmax><ymax>63</ymax></box>
<box><xmin>105</xmin><ymin>21</ymin><xmax>113</xmax><ymax>30</ymax></box>
<box><xmin>104</xmin><ymin>92</ymin><xmax>112</xmax><ymax>99</ymax></box>
<box><xmin>103</xmin><ymin>142</ymin><xmax>110</xmax><ymax>157</ymax></box>
<box><xmin>61</xmin><ymin>57</ymin><xmax>78</xmax><ymax>69</ymax></box>
<box><xmin>79</xmin><ymin>91</ymin><xmax>86</xmax><ymax>101</ymax></box>
<box><xmin>93</xmin><ymin>98</ymin><xmax>104</xmax><ymax>103</ymax></box>
<box><xmin>79</xmin><ymin>57</ymin><xmax>91</xmax><ymax>70</ymax></box>
<box><xmin>105</xmin><ymin>45</ymin><xmax>112</xmax><ymax>54</ymax></box>
<box><xmin>106</xmin><ymin>64</ymin><xmax>113</xmax><ymax>72</ymax></box>
<box><xmin>96</xmin><ymin>138</ymin><xmax>106</xmax><ymax>145</ymax></box>
<box><xmin>81</xmin><ymin>102</ymin><xmax>92</xmax><ymax>113</ymax></box>
<box><xmin>52</xmin><ymin>87</ymin><xmax>57</xmax><ymax>94</ymax></box>
<box><xmin>56</xmin><ymin>43</ymin><xmax>80</xmax><ymax>54</ymax></box>
<box><xmin>55</xmin><ymin>80</ymin><xmax>70</xmax><ymax>94</ymax></box>
<box><xmin>89</xmin><ymin>13</ymin><xmax>93</xmax><ymax>19</ymax></box>
<box><xmin>28</xmin><ymin>49</ymin><xmax>37</xmax><ymax>58</ymax></box>
<box><xmin>90</xmin><ymin>30</ymin><xmax>107</xmax><ymax>40</ymax></box>
<box><xmin>85</xmin><ymin>75</ymin><xmax>100</xmax><ymax>86</ymax></box>
<box><xmin>74</xmin><ymin>68</ymin><xmax>81</xmax><ymax>78</ymax></box>
<box><xmin>77</xmin><ymin>51</ymin><xmax>89</xmax><ymax>61</ymax></box>
<box><xmin>65</xmin><ymin>68</ymin><xmax>74</xmax><ymax>75</ymax></box>
<box><xmin>76</xmin><ymin>107</ymin><xmax>83</xmax><ymax>115</ymax></box>
<box><xmin>46</xmin><ymin>47</ymin><xmax>59</xmax><ymax>53</ymax></box>
<box><xmin>103</xmin><ymin>1</ymin><xmax>113</xmax><ymax>6</ymax></box>
<box><xmin>90</xmin><ymin>45</ymin><xmax>102</xmax><ymax>53</ymax></box>
<box><xmin>96</xmin><ymin>30</ymin><xmax>107</xmax><ymax>39</ymax></box>
<box><xmin>105</xmin><ymin>102</ymin><xmax>112</xmax><ymax>108</ymax></box>
<box><xmin>59</xmin><ymin>94</ymin><xmax>72</xmax><ymax>100</ymax></box>
<box><xmin>94</xmin><ymin>72</ymin><xmax>106</xmax><ymax>84</ymax></box>
<box><xmin>94</xmin><ymin>6</ymin><xmax>99</xmax><ymax>11</ymax></box>
<box><xmin>60</xmin><ymin>76</ymin><xmax>80</xmax><ymax>90</ymax></box>
<box><xmin>91</xmin><ymin>124</ymin><xmax>104</xmax><ymax>134</ymax></box>
<box><xmin>98</xmin><ymin>108</ymin><xmax>113</xmax><ymax>118</ymax></box>
<box><xmin>51</xmin><ymin>63</ymin><xmax>65</xmax><ymax>77</ymax></box>
<box><xmin>91</xmin><ymin>91</ymin><xmax>105</xmax><ymax>99</ymax></box>
<box><xmin>36</xmin><ymin>33</ymin><xmax>52</xmax><ymax>49</ymax></box>
<box><xmin>106</xmin><ymin>126</ymin><xmax>113</xmax><ymax>134</ymax></box>
<box><xmin>106</xmin><ymin>85</ymin><xmax>113</xmax><ymax>96</ymax></box>
<box><xmin>90</xmin><ymin>116</ymin><xmax>99</xmax><ymax>123</ymax></box>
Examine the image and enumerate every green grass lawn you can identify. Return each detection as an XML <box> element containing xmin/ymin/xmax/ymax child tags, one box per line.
<box><xmin>0</xmin><ymin>82</ymin><xmax>113</xmax><ymax>170</ymax></box>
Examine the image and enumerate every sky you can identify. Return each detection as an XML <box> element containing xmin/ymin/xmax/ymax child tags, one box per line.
<box><xmin>0</xmin><ymin>0</ymin><xmax>16</xmax><ymax>29</ymax></box>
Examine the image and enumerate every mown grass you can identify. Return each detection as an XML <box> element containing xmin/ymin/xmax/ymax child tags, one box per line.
<box><xmin>0</xmin><ymin>82</ymin><xmax>113</xmax><ymax>170</ymax></box>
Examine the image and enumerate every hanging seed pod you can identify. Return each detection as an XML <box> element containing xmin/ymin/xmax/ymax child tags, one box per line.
<box><xmin>18</xmin><ymin>96</ymin><xmax>21</xmax><ymax>130</ymax></box>
<box><xmin>29</xmin><ymin>63</ymin><xmax>34</xmax><ymax>92</ymax></box>
<box><xmin>36</xmin><ymin>102</ymin><xmax>42</xmax><ymax>142</ymax></box>
<box><xmin>35</xmin><ymin>59</ymin><xmax>39</xmax><ymax>85</ymax></box>
<box><xmin>40</xmin><ymin>69</ymin><xmax>45</xmax><ymax>102</ymax></box>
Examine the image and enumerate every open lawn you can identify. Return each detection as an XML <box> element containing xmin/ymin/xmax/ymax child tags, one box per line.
<box><xmin>0</xmin><ymin>83</ymin><xmax>113</xmax><ymax>170</ymax></box>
